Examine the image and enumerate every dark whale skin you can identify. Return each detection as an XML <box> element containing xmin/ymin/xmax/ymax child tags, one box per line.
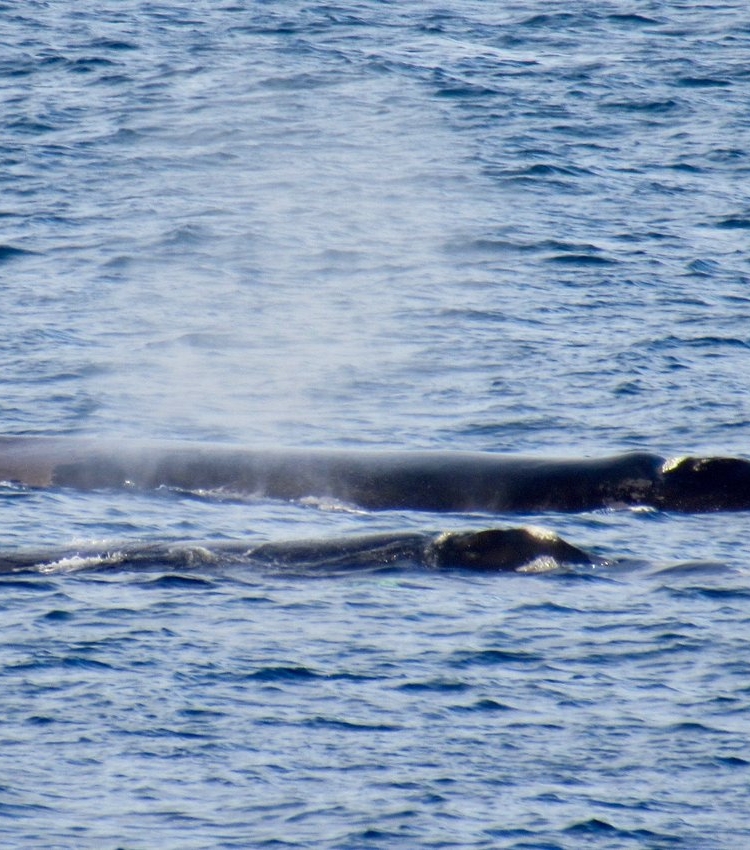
<box><xmin>0</xmin><ymin>438</ymin><xmax>748</xmax><ymax>512</ymax></box>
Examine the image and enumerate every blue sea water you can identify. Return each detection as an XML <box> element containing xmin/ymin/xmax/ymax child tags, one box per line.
<box><xmin>2</xmin><ymin>1</ymin><xmax>750</xmax><ymax>847</ymax></box>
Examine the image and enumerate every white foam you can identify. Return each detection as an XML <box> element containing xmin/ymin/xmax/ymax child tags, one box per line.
<box><xmin>37</xmin><ymin>551</ymin><xmax>126</xmax><ymax>574</ymax></box>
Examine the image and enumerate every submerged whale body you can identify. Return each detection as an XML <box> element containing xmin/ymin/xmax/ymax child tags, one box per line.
<box><xmin>0</xmin><ymin>527</ymin><xmax>595</xmax><ymax>575</ymax></box>
<box><xmin>0</xmin><ymin>437</ymin><xmax>749</xmax><ymax>512</ymax></box>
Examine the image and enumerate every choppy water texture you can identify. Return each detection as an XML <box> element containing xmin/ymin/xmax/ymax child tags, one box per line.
<box><xmin>2</xmin><ymin>2</ymin><xmax>750</xmax><ymax>847</ymax></box>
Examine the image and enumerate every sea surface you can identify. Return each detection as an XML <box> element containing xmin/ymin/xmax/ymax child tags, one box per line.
<box><xmin>2</xmin><ymin>2</ymin><xmax>750</xmax><ymax>847</ymax></box>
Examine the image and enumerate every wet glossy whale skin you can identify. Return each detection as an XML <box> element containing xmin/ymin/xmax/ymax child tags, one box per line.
<box><xmin>1</xmin><ymin>438</ymin><xmax>748</xmax><ymax>513</ymax></box>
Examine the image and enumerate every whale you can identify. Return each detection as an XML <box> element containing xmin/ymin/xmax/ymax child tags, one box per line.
<box><xmin>0</xmin><ymin>437</ymin><xmax>749</xmax><ymax>512</ymax></box>
<box><xmin>0</xmin><ymin>526</ymin><xmax>596</xmax><ymax>575</ymax></box>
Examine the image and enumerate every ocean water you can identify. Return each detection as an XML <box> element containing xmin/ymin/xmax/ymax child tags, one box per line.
<box><xmin>2</xmin><ymin>2</ymin><xmax>750</xmax><ymax>847</ymax></box>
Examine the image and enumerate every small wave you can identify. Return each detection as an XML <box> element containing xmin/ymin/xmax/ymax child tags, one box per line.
<box><xmin>606</xmin><ymin>13</ymin><xmax>660</xmax><ymax>26</ymax></box>
<box><xmin>0</xmin><ymin>244</ymin><xmax>36</xmax><ymax>262</ymax></box>
<box><xmin>716</xmin><ymin>755</ymin><xmax>750</xmax><ymax>768</ymax></box>
<box><xmin>449</xmin><ymin>648</ymin><xmax>542</xmax><ymax>668</ymax></box>
<box><xmin>134</xmin><ymin>573</ymin><xmax>217</xmax><ymax>589</ymax></box>
<box><xmin>716</xmin><ymin>215</ymin><xmax>750</xmax><ymax>229</ymax></box>
<box><xmin>453</xmin><ymin>698</ymin><xmax>514</xmax><ymax>713</ymax></box>
<box><xmin>520</xmin><ymin>12</ymin><xmax>583</xmax><ymax>28</ymax></box>
<box><xmin>247</xmin><ymin>665</ymin><xmax>321</xmax><ymax>683</ymax></box>
<box><xmin>546</xmin><ymin>252</ymin><xmax>617</xmax><ymax>266</ymax></box>
<box><xmin>677</xmin><ymin>75</ymin><xmax>731</xmax><ymax>88</ymax></box>
<box><xmin>397</xmin><ymin>679</ymin><xmax>469</xmax><ymax>693</ymax></box>
<box><xmin>663</xmin><ymin>585</ymin><xmax>750</xmax><ymax>602</ymax></box>
<box><xmin>602</xmin><ymin>98</ymin><xmax>684</xmax><ymax>115</ymax></box>
<box><xmin>302</xmin><ymin>716</ymin><xmax>401</xmax><ymax>732</ymax></box>
<box><xmin>686</xmin><ymin>258</ymin><xmax>720</xmax><ymax>276</ymax></box>
<box><xmin>563</xmin><ymin>818</ymin><xmax>681</xmax><ymax>844</ymax></box>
